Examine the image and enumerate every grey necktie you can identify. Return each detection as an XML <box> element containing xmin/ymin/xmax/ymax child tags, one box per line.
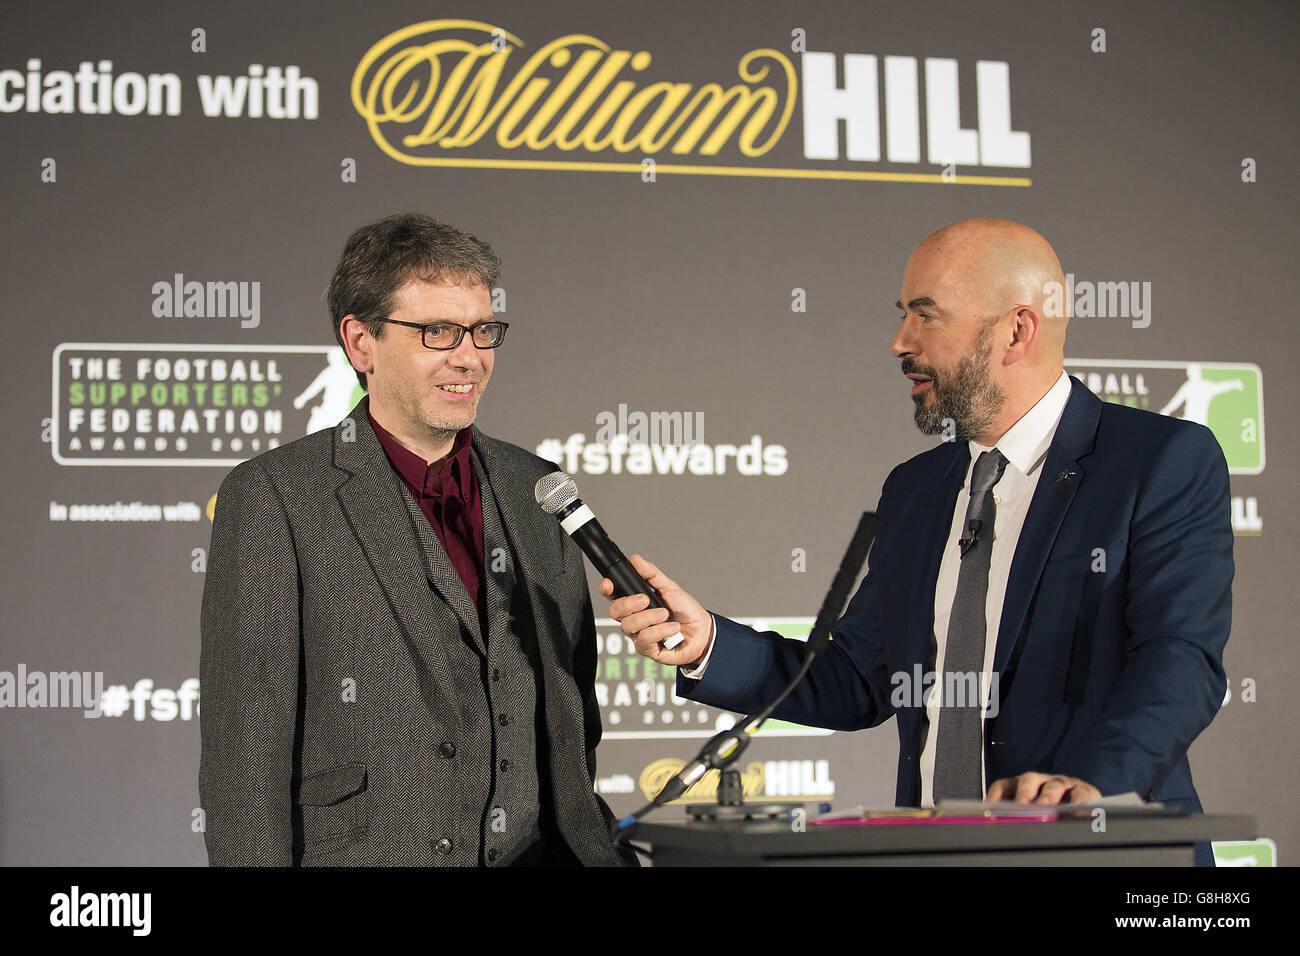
<box><xmin>933</xmin><ymin>448</ymin><xmax>1009</xmax><ymax>802</ymax></box>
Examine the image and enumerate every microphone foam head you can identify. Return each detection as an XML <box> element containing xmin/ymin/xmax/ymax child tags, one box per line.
<box><xmin>535</xmin><ymin>471</ymin><xmax>580</xmax><ymax>515</ymax></box>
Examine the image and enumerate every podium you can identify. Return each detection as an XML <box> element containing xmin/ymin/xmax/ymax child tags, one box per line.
<box><xmin>630</xmin><ymin>813</ymin><xmax>1256</xmax><ymax>866</ymax></box>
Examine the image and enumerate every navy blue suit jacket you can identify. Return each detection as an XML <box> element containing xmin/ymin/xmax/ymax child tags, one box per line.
<box><xmin>679</xmin><ymin>377</ymin><xmax>1233</xmax><ymax>813</ymax></box>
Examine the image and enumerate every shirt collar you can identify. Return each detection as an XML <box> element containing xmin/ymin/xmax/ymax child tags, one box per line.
<box><xmin>367</xmin><ymin>407</ymin><xmax>474</xmax><ymax>500</ymax></box>
<box><xmin>968</xmin><ymin>370</ymin><xmax>1072</xmax><ymax>479</ymax></box>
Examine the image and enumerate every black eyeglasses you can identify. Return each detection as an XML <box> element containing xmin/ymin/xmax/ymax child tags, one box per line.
<box><xmin>378</xmin><ymin>318</ymin><xmax>510</xmax><ymax>350</ymax></box>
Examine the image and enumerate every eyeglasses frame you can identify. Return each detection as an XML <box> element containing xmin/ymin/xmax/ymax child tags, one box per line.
<box><xmin>374</xmin><ymin>317</ymin><xmax>510</xmax><ymax>350</ymax></box>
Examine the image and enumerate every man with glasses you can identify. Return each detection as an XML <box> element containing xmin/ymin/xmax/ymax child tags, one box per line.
<box><xmin>200</xmin><ymin>213</ymin><xmax>634</xmax><ymax>867</ymax></box>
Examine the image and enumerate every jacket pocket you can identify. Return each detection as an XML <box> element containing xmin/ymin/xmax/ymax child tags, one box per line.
<box><xmin>295</xmin><ymin>762</ymin><xmax>369</xmax><ymax>852</ymax></box>
<box><xmin>1039</xmin><ymin>549</ymin><xmax>1095</xmax><ymax>582</ymax></box>
<box><xmin>298</xmin><ymin>762</ymin><xmax>367</xmax><ymax>806</ymax></box>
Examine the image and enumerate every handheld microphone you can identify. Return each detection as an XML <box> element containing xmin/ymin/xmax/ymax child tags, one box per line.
<box><xmin>534</xmin><ymin>471</ymin><xmax>683</xmax><ymax>650</ymax></box>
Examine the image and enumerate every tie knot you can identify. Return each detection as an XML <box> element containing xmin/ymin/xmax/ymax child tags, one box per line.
<box><xmin>970</xmin><ymin>449</ymin><xmax>1008</xmax><ymax>496</ymax></box>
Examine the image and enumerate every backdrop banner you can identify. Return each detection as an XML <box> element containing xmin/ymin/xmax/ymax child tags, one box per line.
<box><xmin>1</xmin><ymin>0</ymin><xmax>1293</xmax><ymax>865</ymax></box>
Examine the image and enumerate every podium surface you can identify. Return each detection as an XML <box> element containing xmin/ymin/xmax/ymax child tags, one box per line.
<box><xmin>631</xmin><ymin>813</ymin><xmax>1256</xmax><ymax>866</ymax></box>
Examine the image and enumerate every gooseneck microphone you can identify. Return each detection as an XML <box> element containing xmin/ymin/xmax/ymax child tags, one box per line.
<box><xmin>534</xmin><ymin>471</ymin><xmax>683</xmax><ymax>651</ymax></box>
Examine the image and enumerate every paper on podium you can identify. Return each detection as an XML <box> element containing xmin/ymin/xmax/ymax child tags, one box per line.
<box><xmin>812</xmin><ymin>806</ymin><xmax>1057</xmax><ymax>825</ymax></box>
<box><xmin>935</xmin><ymin>792</ymin><xmax>1177</xmax><ymax>816</ymax></box>
<box><xmin>812</xmin><ymin>792</ymin><xmax>1177</xmax><ymax>826</ymax></box>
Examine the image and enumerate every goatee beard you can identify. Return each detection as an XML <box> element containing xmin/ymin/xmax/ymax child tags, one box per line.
<box><xmin>906</xmin><ymin>328</ymin><xmax>1005</xmax><ymax>440</ymax></box>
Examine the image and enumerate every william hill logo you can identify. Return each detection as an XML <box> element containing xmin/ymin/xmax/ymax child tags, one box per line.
<box><xmin>638</xmin><ymin>758</ymin><xmax>835</xmax><ymax>803</ymax></box>
<box><xmin>352</xmin><ymin>19</ymin><xmax>1031</xmax><ymax>186</ymax></box>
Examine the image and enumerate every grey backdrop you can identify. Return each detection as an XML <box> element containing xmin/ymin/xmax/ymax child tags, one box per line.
<box><xmin>1</xmin><ymin>0</ymin><xmax>1294</xmax><ymax>864</ymax></box>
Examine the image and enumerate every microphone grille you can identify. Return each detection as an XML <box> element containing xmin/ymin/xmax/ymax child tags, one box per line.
<box><xmin>535</xmin><ymin>470</ymin><xmax>580</xmax><ymax>515</ymax></box>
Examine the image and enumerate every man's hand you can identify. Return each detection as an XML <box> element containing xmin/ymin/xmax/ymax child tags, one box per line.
<box><xmin>986</xmin><ymin>772</ymin><xmax>1101</xmax><ymax>805</ymax></box>
<box><xmin>598</xmin><ymin>555</ymin><xmax>712</xmax><ymax>668</ymax></box>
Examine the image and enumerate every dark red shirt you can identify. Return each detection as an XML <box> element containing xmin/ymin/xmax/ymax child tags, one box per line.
<box><xmin>368</xmin><ymin>410</ymin><xmax>485</xmax><ymax>624</ymax></box>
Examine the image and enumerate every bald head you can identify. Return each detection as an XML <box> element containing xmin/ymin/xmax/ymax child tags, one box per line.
<box><xmin>905</xmin><ymin>218</ymin><xmax>1068</xmax><ymax>355</ymax></box>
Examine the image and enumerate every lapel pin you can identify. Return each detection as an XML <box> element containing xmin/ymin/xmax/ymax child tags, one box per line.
<box><xmin>1055</xmin><ymin>470</ymin><xmax>1077</xmax><ymax>483</ymax></box>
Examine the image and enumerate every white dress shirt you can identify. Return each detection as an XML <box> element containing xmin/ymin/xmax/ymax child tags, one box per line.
<box><xmin>920</xmin><ymin>370</ymin><xmax>1072</xmax><ymax>805</ymax></box>
<box><xmin>683</xmin><ymin>371</ymin><xmax>1074</xmax><ymax>808</ymax></box>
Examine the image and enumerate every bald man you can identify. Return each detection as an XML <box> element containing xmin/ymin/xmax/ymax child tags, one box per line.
<box><xmin>603</xmin><ymin>219</ymin><xmax>1233</xmax><ymax>863</ymax></box>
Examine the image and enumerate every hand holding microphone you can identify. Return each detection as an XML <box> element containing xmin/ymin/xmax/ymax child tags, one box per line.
<box><xmin>599</xmin><ymin>554</ymin><xmax>713</xmax><ymax>668</ymax></box>
<box><xmin>535</xmin><ymin>472</ymin><xmax>705</xmax><ymax>659</ymax></box>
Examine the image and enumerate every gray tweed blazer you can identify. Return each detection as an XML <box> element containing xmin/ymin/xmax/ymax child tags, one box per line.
<box><xmin>199</xmin><ymin>395</ymin><xmax>633</xmax><ymax>866</ymax></box>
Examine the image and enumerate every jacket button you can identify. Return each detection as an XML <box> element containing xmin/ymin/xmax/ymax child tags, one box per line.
<box><xmin>499</xmin><ymin>758</ymin><xmax>510</xmax><ymax>772</ymax></box>
<box><xmin>439</xmin><ymin>741</ymin><xmax>457</xmax><ymax>759</ymax></box>
<box><xmin>434</xmin><ymin>837</ymin><xmax>453</xmax><ymax>855</ymax></box>
<box><xmin>492</xmin><ymin>668</ymin><xmax>501</xmax><ymax>682</ymax></box>
<box><xmin>498</xmin><ymin>713</ymin><xmax>509</xmax><ymax>726</ymax></box>
<box><xmin>487</xmin><ymin>848</ymin><xmax>498</xmax><ymax>862</ymax></box>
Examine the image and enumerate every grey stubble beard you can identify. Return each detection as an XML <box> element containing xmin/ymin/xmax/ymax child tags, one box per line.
<box><xmin>910</xmin><ymin>324</ymin><xmax>1005</xmax><ymax>440</ymax></box>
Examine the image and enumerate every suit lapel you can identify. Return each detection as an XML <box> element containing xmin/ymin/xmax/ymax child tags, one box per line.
<box><xmin>395</xmin><ymin>477</ymin><xmax>485</xmax><ymax>654</ymax></box>
<box><xmin>473</xmin><ymin>430</ymin><xmax>621</xmax><ymax>861</ymax></box>
<box><xmin>992</xmin><ymin>378</ymin><xmax>1101</xmax><ymax>673</ymax></box>
<box><xmin>474</xmin><ymin>450</ymin><xmax>507</xmax><ymax>637</ymax></box>
<box><xmin>906</xmin><ymin>445</ymin><xmax>968</xmax><ymax>672</ymax></box>
<box><xmin>332</xmin><ymin>396</ymin><xmax>465</xmax><ymax>722</ymax></box>
<box><xmin>470</xmin><ymin>427</ymin><xmax>568</xmax><ymax>637</ymax></box>
<box><xmin>470</xmin><ymin>428</ymin><xmax>583</xmax><ymax>740</ymax></box>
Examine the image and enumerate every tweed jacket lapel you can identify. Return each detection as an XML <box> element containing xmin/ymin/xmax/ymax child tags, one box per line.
<box><xmin>332</xmin><ymin>397</ymin><xmax>466</xmax><ymax>724</ymax></box>
<box><xmin>469</xmin><ymin>428</ymin><xmax>583</xmax><ymax>712</ymax></box>
<box><xmin>473</xmin><ymin>448</ymin><xmax>511</xmax><ymax>641</ymax></box>
<box><xmin>472</xmin><ymin>426</ymin><xmax>627</xmax><ymax>865</ymax></box>
<box><xmin>394</xmin><ymin>473</ymin><xmax>486</xmax><ymax>655</ymax></box>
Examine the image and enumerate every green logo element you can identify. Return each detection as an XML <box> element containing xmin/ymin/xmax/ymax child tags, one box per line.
<box><xmin>1157</xmin><ymin>363</ymin><xmax>1264</xmax><ymax>474</ymax></box>
<box><xmin>1211</xmin><ymin>839</ymin><xmax>1276</xmax><ymax>867</ymax></box>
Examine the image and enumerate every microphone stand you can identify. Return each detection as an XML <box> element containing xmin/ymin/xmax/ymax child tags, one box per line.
<box><xmin>613</xmin><ymin>512</ymin><xmax>881</xmax><ymax>843</ymax></box>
